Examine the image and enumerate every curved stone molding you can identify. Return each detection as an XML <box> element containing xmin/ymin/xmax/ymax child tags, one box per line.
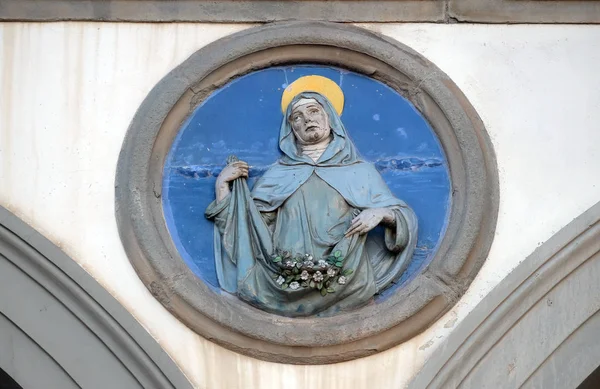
<box><xmin>0</xmin><ymin>206</ymin><xmax>192</xmax><ymax>389</ymax></box>
<box><xmin>116</xmin><ymin>21</ymin><xmax>498</xmax><ymax>363</ymax></box>
<box><xmin>409</xmin><ymin>201</ymin><xmax>600</xmax><ymax>389</ymax></box>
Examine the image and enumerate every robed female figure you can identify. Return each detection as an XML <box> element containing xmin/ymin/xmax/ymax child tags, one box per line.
<box><xmin>206</xmin><ymin>85</ymin><xmax>417</xmax><ymax>317</ymax></box>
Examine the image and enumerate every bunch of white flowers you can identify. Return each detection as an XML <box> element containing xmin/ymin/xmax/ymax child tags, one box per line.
<box><xmin>270</xmin><ymin>250</ymin><xmax>354</xmax><ymax>296</ymax></box>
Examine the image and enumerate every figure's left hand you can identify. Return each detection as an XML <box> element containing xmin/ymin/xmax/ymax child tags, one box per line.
<box><xmin>345</xmin><ymin>208</ymin><xmax>395</xmax><ymax>237</ymax></box>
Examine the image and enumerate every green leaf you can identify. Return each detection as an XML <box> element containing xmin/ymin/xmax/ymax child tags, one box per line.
<box><xmin>293</xmin><ymin>267</ymin><xmax>300</xmax><ymax>275</ymax></box>
<box><xmin>301</xmin><ymin>282</ymin><xmax>309</xmax><ymax>287</ymax></box>
<box><xmin>286</xmin><ymin>275</ymin><xmax>294</xmax><ymax>283</ymax></box>
<box><xmin>294</xmin><ymin>275</ymin><xmax>301</xmax><ymax>281</ymax></box>
<box><xmin>317</xmin><ymin>282</ymin><xmax>323</xmax><ymax>290</ymax></box>
<box><xmin>334</xmin><ymin>250</ymin><xmax>342</xmax><ymax>258</ymax></box>
<box><xmin>342</xmin><ymin>269</ymin><xmax>354</xmax><ymax>276</ymax></box>
<box><xmin>282</xmin><ymin>283</ymin><xmax>288</xmax><ymax>290</ymax></box>
<box><xmin>273</xmin><ymin>256</ymin><xmax>282</xmax><ymax>263</ymax></box>
<box><xmin>335</xmin><ymin>262</ymin><xmax>343</xmax><ymax>267</ymax></box>
<box><xmin>284</xmin><ymin>270</ymin><xmax>292</xmax><ymax>276</ymax></box>
<box><xmin>309</xmin><ymin>281</ymin><xmax>315</xmax><ymax>288</ymax></box>
<box><xmin>327</xmin><ymin>287</ymin><xmax>335</xmax><ymax>293</ymax></box>
<box><xmin>324</xmin><ymin>275</ymin><xmax>330</xmax><ymax>283</ymax></box>
<box><xmin>320</xmin><ymin>288</ymin><xmax>328</xmax><ymax>296</ymax></box>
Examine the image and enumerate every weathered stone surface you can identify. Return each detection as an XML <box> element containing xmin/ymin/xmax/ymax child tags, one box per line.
<box><xmin>2</xmin><ymin>0</ymin><xmax>600</xmax><ymax>23</ymax></box>
<box><xmin>449</xmin><ymin>0</ymin><xmax>600</xmax><ymax>24</ymax></box>
<box><xmin>0</xmin><ymin>0</ymin><xmax>445</xmax><ymax>22</ymax></box>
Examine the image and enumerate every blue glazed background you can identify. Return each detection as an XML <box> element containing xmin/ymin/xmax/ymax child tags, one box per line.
<box><xmin>162</xmin><ymin>65</ymin><xmax>451</xmax><ymax>299</ymax></box>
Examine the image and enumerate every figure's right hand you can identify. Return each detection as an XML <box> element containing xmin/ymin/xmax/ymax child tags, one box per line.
<box><xmin>217</xmin><ymin>161</ymin><xmax>249</xmax><ymax>184</ymax></box>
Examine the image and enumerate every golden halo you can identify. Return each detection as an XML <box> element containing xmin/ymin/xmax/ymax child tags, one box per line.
<box><xmin>281</xmin><ymin>75</ymin><xmax>344</xmax><ymax>115</ymax></box>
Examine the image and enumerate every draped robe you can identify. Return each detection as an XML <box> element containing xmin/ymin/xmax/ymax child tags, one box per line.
<box><xmin>205</xmin><ymin>92</ymin><xmax>418</xmax><ymax>317</ymax></box>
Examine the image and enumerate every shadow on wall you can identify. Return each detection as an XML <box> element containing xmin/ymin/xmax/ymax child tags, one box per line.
<box><xmin>0</xmin><ymin>368</ymin><xmax>23</xmax><ymax>389</ymax></box>
<box><xmin>579</xmin><ymin>366</ymin><xmax>600</xmax><ymax>389</ymax></box>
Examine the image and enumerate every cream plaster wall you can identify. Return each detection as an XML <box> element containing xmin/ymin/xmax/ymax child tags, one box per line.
<box><xmin>1</xmin><ymin>22</ymin><xmax>599</xmax><ymax>389</ymax></box>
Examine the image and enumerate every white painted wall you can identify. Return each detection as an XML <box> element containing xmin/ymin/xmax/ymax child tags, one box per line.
<box><xmin>1</xmin><ymin>22</ymin><xmax>599</xmax><ymax>389</ymax></box>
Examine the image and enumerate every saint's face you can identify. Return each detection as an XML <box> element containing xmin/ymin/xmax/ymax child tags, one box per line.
<box><xmin>289</xmin><ymin>102</ymin><xmax>331</xmax><ymax>145</ymax></box>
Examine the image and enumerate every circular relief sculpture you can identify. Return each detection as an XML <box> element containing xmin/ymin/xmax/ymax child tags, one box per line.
<box><xmin>116</xmin><ymin>21</ymin><xmax>498</xmax><ymax>364</ymax></box>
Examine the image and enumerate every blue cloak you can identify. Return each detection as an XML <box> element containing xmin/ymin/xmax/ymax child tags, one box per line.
<box><xmin>206</xmin><ymin>92</ymin><xmax>417</xmax><ymax>316</ymax></box>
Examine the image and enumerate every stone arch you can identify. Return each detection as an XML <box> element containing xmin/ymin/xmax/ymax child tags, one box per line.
<box><xmin>0</xmin><ymin>206</ymin><xmax>192</xmax><ymax>389</ymax></box>
<box><xmin>409</xmin><ymin>201</ymin><xmax>600</xmax><ymax>389</ymax></box>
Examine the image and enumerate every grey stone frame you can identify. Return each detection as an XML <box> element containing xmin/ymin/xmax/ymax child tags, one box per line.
<box><xmin>1</xmin><ymin>0</ymin><xmax>599</xmax><ymax>23</ymax></box>
<box><xmin>115</xmin><ymin>21</ymin><xmax>499</xmax><ymax>364</ymax></box>
<box><xmin>0</xmin><ymin>205</ymin><xmax>193</xmax><ymax>389</ymax></box>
